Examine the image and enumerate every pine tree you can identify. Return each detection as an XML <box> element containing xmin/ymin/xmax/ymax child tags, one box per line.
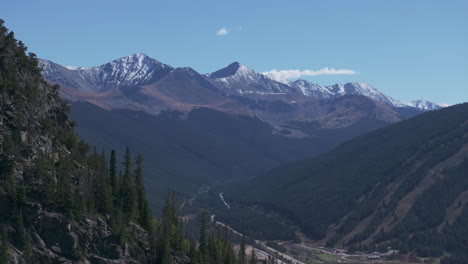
<box><xmin>109</xmin><ymin>149</ymin><xmax>118</xmax><ymax>197</ymax></box>
<box><xmin>134</xmin><ymin>153</ymin><xmax>152</xmax><ymax>229</ymax></box>
<box><xmin>0</xmin><ymin>136</ymin><xmax>16</xmax><ymax>196</ymax></box>
<box><xmin>158</xmin><ymin>238</ymin><xmax>172</xmax><ymax>264</ymax></box>
<box><xmin>95</xmin><ymin>152</ymin><xmax>113</xmax><ymax>215</ymax></box>
<box><xmin>156</xmin><ymin>191</ymin><xmax>179</xmax><ymax>264</ymax></box>
<box><xmin>199</xmin><ymin>211</ymin><xmax>209</xmax><ymax>263</ymax></box>
<box><xmin>119</xmin><ymin>148</ymin><xmax>137</xmax><ymax>221</ymax></box>
<box><xmin>223</xmin><ymin>243</ymin><xmax>236</xmax><ymax>264</ymax></box>
<box><xmin>238</xmin><ymin>235</ymin><xmax>246</xmax><ymax>264</ymax></box>
<box><xmin>85</xmin><ymin>154</ymin><xmax>97</xmax><ymax>214</ymax></box>
<box><xmin>249</xmin><ymin>249</ymin><xmax>257</xmax><ymax>264</ymax></box>
<box><xmin>56</xmin><ymin>158</ymin><xmax>76</xmax><ymax>218</ymax></box>
<box><xmin>0</xmin><ymin>227</ymin><xmax>9</xmax><ymax>263</ymax></box>
<box><xmin>14</xmin><ymin>209</ymin><xmax>28</xmax><ymax>249</ymax></box>
<box><xmin>140</xmin><ymin>198</ymin><xmax>153</xmax><ymax>231</ymax></box>
<box><xmin>188</xmin><ymin>240</ymin><xmax>199</xmax><ymax>264</ymax></box>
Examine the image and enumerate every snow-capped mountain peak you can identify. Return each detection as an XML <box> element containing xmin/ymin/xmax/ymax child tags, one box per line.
<box><xmin>324</xmin><ymin>82</ymin><xmax>395</xmax><ymax>105</ymax></box>
<box><xmin>207</xmin><ymin>62</ymin><xmax>299</xmax><ymax>95</ymax></box>
<box><xmin>393</xmin><ymin>99</ymin><xmax>449</xmax><ymax>110</ymax></box>
<box><xmin>40</xmin><ymin>54</ymin><xmax>173</xmax><ymax>92</ymax></box>
<box><xmin>208</xmin><ymin>62</ymin><xmax>255</xmax><ymax>79</ymax></box>
<box><xmin>290</xmin><ymin>79</ymin><xmax>333</xmax><ymax>99</ymax></box>
<box><xmin>289</xmin><ymin>79</ymin><xmax>445</xmax><ymax>110</ymax></box>
<box><xmin>110</xmin><ymin>53</ymin><xmax>156</xmax><ymax>70</ymax></box>
<box><xmin>97</xmin><ymin>53</ymin><xmax>172</xmax><ymax>85</ymax></box>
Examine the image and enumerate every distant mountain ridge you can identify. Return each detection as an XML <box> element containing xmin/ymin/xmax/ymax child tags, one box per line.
<box><xmin>40</xmin><ymin>53</ymin><xmax>445</xmax><ymax>110</ymax></box>
<box><xmin>39</xmin><ymin>54</ymin><xmax>446</xmax><ymax>138</ymax></box>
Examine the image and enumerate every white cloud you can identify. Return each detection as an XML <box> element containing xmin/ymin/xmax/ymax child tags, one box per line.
<box><xmin>262</xmin><ymin>67</ymin><xmax>357</xmax><ymax>83</ymax></box>
<box><xmin>216</xmin><ymin>27</ymin><xmax>229</xmax><ymax>36</ymax></box>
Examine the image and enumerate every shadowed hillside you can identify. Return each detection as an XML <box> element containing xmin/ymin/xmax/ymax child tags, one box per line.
<box><xmin>229</xmin><ymin>103</ymin><xmax>468</xmax><ymax>261</ymax></box>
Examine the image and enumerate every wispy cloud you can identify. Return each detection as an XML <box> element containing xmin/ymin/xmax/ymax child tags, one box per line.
<box><xmin>262</xmin><ymin>67</ymin><xmax>357</xmax><ymax>83</ymax></box>
<box><xmin>216</xmin><ymin>27</ymin><xmax>229</xmax><ymax>36</ymax></box>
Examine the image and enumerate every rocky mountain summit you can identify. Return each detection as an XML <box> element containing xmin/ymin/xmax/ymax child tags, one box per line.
<box><xmin>207</xmin><ymin>62</ymin><xmax>299</xmax><ymax>96</ymax></box>
<box><xmin>40</xmin><ymin>53</ymin><xmax>173</xmax><ymax>93</ymax></box>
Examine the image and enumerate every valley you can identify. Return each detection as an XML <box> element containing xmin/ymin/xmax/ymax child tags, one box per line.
<box><xmin>1</xmin><ymin>1</ymin><xmax>466</xmax><ymax>263</ymax></box>
<box><xmin>40</xmin><ymin>53</ymin><xmax>443</xmax><ymax>212</ymax></box>
<box><xmin>197</xmin><ymin>189</ymin><xmax>429</xmax><ymax>264</ymax></box>
<box><xmin>40</xmin><ymin>52</ymin><xmax>468</xmax><ymax>263</ymax></box>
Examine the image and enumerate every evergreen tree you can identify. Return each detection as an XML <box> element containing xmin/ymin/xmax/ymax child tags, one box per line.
<box><xmin>14</xmin><ymin>209</ymin><xmax>28</xmax><ymax>249</ymax></box>
<box><xmin>0</xmin><ymin>227</ymin><xmax>9</xmax><ymax>263</ymax></box>
<box><xmin>223</xmin><ymin>243</ymin><xmax>236</xmax><ymax>264</ymax></box>
<box><xmin>188</xmin><ymin>240</ymin><xmax>199</xmax><ymax>264</ymax></box>
<box><xmin>134</xmin><ymin>153</ymin><xmax>152</xmax><ymax>229</ymax></box>
<box><xmin>158</xmin><ymin>238</ymin><xmax>172</xmax><ymax>264</ymax></box>
<box><xmin>119</xmin><ymin>147</ymin><xmax>137</xmax><ymax>221</ymax></box>
<box><xmin>0</xmin><ymin>137</ymin><xmax>16</xmax><ymax>196</ymax></box>
<box><xmin>55</xmin><ymin>158</ymin><xmax>77</xmax><ymax>218</ymax></box>
<box><xmin>249</xmin><ymin>249</ymin><xmax>257</xmax><ymax>264</ymax></box>
<box><xmin>156</xmin><ymin>191</ymin><xmax>180</xmax><ymax>264</ymax></box>
<box><xmin>238</xmin><ymin>235</ymin><xmax>246</xmax><ymax>264</ymax></box>
<box><xmin>109</xmin><ymin>149</ymin><xmax>118</xmax><ymax>197</ymax></box>
<box><xmin>221</xmin><ymin>227</ymin><xmax>236</xmax><ymax>264</ymax></box>
<box><xmin>199</xmin><ymin>211</ymin><xmax>209</xmax><ymax>263</ymax></box>
<box><xmin>95</xmin><ymin>152</ymin><xmax>113</xmax><ymax>215</ymax></box>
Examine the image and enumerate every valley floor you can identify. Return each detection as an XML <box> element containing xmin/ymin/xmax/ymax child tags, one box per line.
<box><xmin>197</xmin><ymin>189</ymin><xmax>441</xmax><ymax>264</ymax></box>
<box><xmin>181</xmin><ymin>182</ymin><xmax>448</xmax><ymax>264</ymax></box>
<box><xmin>213</xmin><ymin>213</ymin><xmax>436</xmax><ymax>264</ymax></box>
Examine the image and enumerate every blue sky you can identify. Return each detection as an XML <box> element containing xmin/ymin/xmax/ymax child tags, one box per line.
<box><xmin>2</xmin><ymin>0</ymin><xmax>467</xmax><ymax>104</ymax></box>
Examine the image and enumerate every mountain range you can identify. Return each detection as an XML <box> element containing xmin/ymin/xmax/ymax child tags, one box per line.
<box><xmin>39</xmin><ymin>54</ymin><xmax>446</xmax><ymax>136</ymax></box>
<box><xmin>39</xmin><ymin>53</ymin><xmax>450</xmax><ymax>211</ymax></box>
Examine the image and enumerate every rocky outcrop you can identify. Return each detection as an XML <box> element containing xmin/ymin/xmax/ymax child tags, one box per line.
<box><xmin>16</xmin><ymin>205</ymin><xmax>148</xmax><ymax>263</ymax></box>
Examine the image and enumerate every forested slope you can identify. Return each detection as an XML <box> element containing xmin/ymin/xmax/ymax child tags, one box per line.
<box><xmin>231</xmin><ymin>103</ymin><xmax>468</xmax><ymax>261</ymax></box>
<box><xmin>69</xmin><ymin>101</ymin><xmax>381</xmax><ymax>211</ymax></box>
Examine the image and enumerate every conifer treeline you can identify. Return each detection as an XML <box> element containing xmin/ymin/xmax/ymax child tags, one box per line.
<box><xmin>0</xmin><ymin>145</ymin><xmax>264</xmax><ymax>263</ymax></box>
<box><xmin>150</xmin><ymin>192</ymin><xmax>257</xmax><ymax>264</ymax></box>
<box><xmin>83</xmin><ymin>147</ymin><xmax>154</xmax><ymax>239</ymax></box>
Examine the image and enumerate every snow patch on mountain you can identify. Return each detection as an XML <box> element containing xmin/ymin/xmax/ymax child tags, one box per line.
<box><xmin>290</xmin><ymin>79</ymin><xmax>333</xmax><ymax>99</ymax></box>
<box><xmin>207</xmin><ymin>62</ymin><xmax>300</xmax><ymax>95</ymax></box>
<box><xmin>324</xmin><ymin>82</ymin><xmax>395</xmax><ymax>105</ymax></box>
<box><xmin>40</xmin><ymin>53</ymin><xmax>173</xmax><ymax>92</ymax></box>
<box><xmin>393</xmin><ymin>100</ymin><xmax>449</xmax><ymax>110</ymax></box>
<box><xmin>289</xmin><ymin>79</ymin><xmax>446</xmax><ymax>110</ymax></box>
<box><xmin>64</xmin><ymin>65</ymin><xmax>90</xmax><ymax>70</ymax></box>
